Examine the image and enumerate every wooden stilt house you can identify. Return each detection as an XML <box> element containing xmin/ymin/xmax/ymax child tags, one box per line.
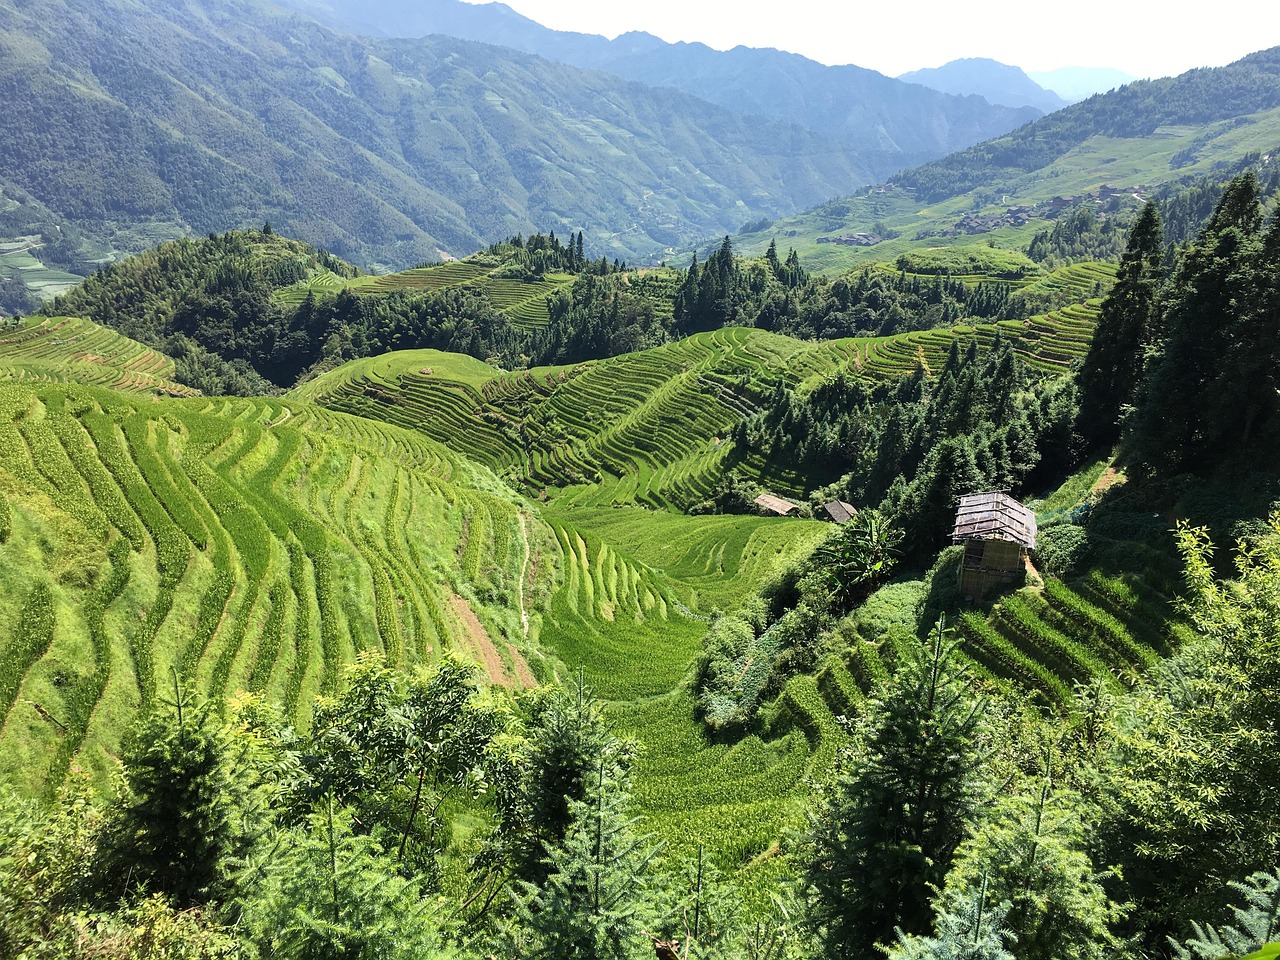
<box><xmin>951</xmin><ymin>491</ymin><xmax>1037</xmax><ymax>598</ymax></box>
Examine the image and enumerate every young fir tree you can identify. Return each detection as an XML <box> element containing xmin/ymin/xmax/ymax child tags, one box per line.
<box><xmin>1174</xmin><ymin>868</ymin><xmax>1280</xmax><ymax>960</ymax></box>
<box><xmin>1074</xmin><ymin>201</ymin><xmax>1163</xmax><ymax>452</ymax></box>
<box><xmin>505</xmin><ymin>759</ymin><xmax>659</xmax><ymax>960</ymax></box>
<box><xmin>884</xmin><ymin>875</ymin><xmax>1016</xmax><ymax>960</ymax></box>
<box><xmin>99</xmin><ymin>679</ymin><xmax>246</xmax><ymax>906</ymax></box>
<box><xmin>801</xmin><ymin>619</ymin><xmax>987</xmax><ymax>959</ymax></box>
<box><xmin>242</xmin><ymin>796</ymin><xmax>451</xmax><ymax>960</ymax></box>
<box><xmin>941</xmin><ymin>776</ymin><xmax>1125</xmax><ymax>960</ymax></box>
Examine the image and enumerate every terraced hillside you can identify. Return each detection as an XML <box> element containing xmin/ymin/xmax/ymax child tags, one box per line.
<box><xmin>0</xmin><ymin>381</ymin><xmax>549</xmax><ymax>797</ymax></box>
<box><xmin>0</xmin><ymin>312</ymin><xmax>1204</xmax><ymax>897</ymax></box>
<box><xmin>296</xmin><ymin>306</ymin><xmax>1104</xmax><ymax>508</ymax></box>
<box><xmin>276</xmin><ymin>260</ymin><xmax>575</xmax><ymax>329</ymax></box>
<box><xmin>0</xmin><ymin>316</ymin><xmax>198</xmax><ymax>397</ymax></box>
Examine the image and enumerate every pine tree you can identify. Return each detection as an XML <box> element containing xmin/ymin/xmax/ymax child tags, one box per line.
<box><xmin>1074</xmin><ymin>202</ymin><xmax>1163</xmax><ymax>451</ymax></box>
<box><xmin>885</xmin><ymin>876</ymin><xmax>1016</xmax><ymax>960</ymax></box>
<box><xmin>801</xmin><ymin>620</ymin><xmax>987</xmax><ymax>959</ymax></box>
<box><xmin>1127</xmin><ymin>173</ymin><xmax>1266</xmax><ymax>473</ymax></box>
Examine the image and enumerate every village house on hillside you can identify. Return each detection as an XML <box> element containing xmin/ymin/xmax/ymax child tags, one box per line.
<box><xmin>951</xmin><ymin>491</ymin><xmax>1037</xmax><ymax>598</ymax></box>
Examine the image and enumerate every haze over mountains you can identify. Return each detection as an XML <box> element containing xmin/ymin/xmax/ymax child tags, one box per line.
<box><xmin>276</xmin><ymin>0</ymin><xmax>1043</xmax><ymax>166</ymax></box>
<box><xmin>898</xmin><ymin>59</ymin><xmax>1069</xmax><ymax>113</ymax></box>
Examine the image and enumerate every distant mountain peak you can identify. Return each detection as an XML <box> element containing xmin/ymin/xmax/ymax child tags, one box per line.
<box><xmin>898</xmin><ymin>58</ymin><xmax>1068</xmax><ymax>113</ymax></box>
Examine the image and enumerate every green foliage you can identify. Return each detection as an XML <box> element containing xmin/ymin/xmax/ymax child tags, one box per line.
<box><xmin>241</xmin><ymin>798</ymin><xmax>451</xmax><ymax>960</ymax></box>
<box><xmin>1175</xmin><ymin>868</ymin><xmax>1280</xmax><ymax>960</ymax></box>
<box><xmin>98</xmin><ymin>680</ymin><xmax>249</xmax><ymax>906</ymax></box>
<box><xmin>1100</xmin><ymin>513</ymin><xmax>1280</xmax><ymax>946</ymax></box>
<box><xmin>1034</xmin><ymin>524</ymin><xmax>1093</xmax><ymax>577</ymax></box>
<box><xmin>299</xmin><ymin>654</ymin><xmax>502</xmax><ymax>883</ymax></box>
<box><xmin>800</xmin><ymin>620</ymin><xmax>987</xmax><ymax>959</ymax></box>
<box><xmin>505</xmin><ymin>761</ymin><xmax>659</xmax><ymax>960</ymax></box>
<box><xmin>1128</xmin><ymin>174</ymin><xmax>1280</xmax><ymax>474</ymax></box>
<box><xmin>0</xmin><ymin>582</ymin><xmax>55</xmax><ymax>728</ymax></box>
<box><xmin>895</xmin><ymin>245</ymin><xmax>1039</xmax><ymax>280</ymax></box>
<box><xmin>0</xmin><ymin>777</ymin><xmax>103</xmax><ymax>956</ymax></box>
<box><xmin>1027</xmin><ymin>206</ymin><xmax>1128</xmax><ymax>267</ymax></box>
<box><xmin>885</xmin><ymin>876</ymin><xmax>1016</xmax><ymax>960</ymax></box>
<box><xmin>943</xmin><ymin>780</ymin><xmax>1125</xmax><ymax>960</ymax></box>
<box><xmin>806</xmin><ymin>509</ymin><xmax>902</xmax><ymax>613</ymax></box>
<box><xmin>1074</xmin><ymin>202</ymin><xmax>1163</xmax><ymax>451</ymax></box>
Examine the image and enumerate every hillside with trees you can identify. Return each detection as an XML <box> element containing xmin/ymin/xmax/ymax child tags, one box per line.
<box><xmin>277</xmin><ymin>0</ymin><xmax>1042</xmax><ymax>174</ymax></box>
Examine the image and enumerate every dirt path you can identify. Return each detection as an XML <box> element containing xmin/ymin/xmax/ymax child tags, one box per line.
<box><xmin>449</xmin><ymin>593</ymin><xmax>534</xmax><ymax>689</ymax></box>
<box><xmin>517</xmin><ymin>511</ymin><xmax>531</xmax><ymax>637</ymax></box>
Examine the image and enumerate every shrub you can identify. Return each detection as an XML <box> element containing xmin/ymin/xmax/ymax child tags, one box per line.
<box><xmin>1035</xmin><ymin>524</ymin><xmax>1093</xmax><ymax>576</ymax></box>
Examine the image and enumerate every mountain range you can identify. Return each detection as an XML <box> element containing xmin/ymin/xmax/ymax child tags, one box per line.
<box><xmin>0</xmin><ymin>0</ymin><xmax>1052</xmax><ymax>275</ymax></box>
<box><xmin>276</xmin><ymin>0</ymin><xmax>1042</xmax><ymax>168</ymax></box>
<box><xmin>898</xmin><ymin>58</ymin><xmax>1068</xmax><ymax>113</ymax></box>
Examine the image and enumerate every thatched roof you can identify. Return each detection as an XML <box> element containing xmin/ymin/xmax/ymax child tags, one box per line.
<box><xmin>951</xmin><ymin>492</ymin><xmax>1037</xmax><ymax>549</ymax></box>
<box><xmin>754</xmin><ymin>493</ymin><xmax>800</xmax><ymax>516</ymax></box>
<box><xmin>822</xmin><ymin>500</ymin><xmax>858</xmax><ymax>523</ymax></box>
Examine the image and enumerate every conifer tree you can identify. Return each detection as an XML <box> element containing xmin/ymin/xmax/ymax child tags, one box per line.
<box><xmin>506</xmin><ymin>759</ymin><xmax>659</xmax><ymax>960</ymax></box>
<box><xmin>1127</xmin><ymin>173</ymin><xmax>1273</xmax><ymax>473</ymax></box>
<box><xmin>1174</xmin><ymin>868</ymin><xmax>1280</xmax><ymax>960</ymax></box>
<box><xmin>942</xmin><ymin>776</ymin><xmax>1124</xmax><ymax>960</ymax></box>
<box><xmin>1074</xmin><ymin>202</ymin><xmax>1163</xmax><ymax>451</ymax></box>
<box><xmin>243</xmin><ymin>796</ymin><xmax>450</xmax><ymax>960</ymax></box>
<box><xmin>99</xmin><ymin>679</ymin><xmax>245</xmax><ymax>906</ymax></box>
<box><xmin>801</xmin><ymin>620</ymin><xmax>987</xmax><ymax>959</ymax></box>
<box><xmin>885</xmin><ymin>876</ymin><xmax>1016</xmax><ymax>960</ymax></box>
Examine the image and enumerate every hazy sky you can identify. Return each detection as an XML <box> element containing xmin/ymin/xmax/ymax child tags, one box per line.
<box><xmin>464</xmin><ymin>0</ymin><xmax>1280</xmax><ymax>79</ymax></box>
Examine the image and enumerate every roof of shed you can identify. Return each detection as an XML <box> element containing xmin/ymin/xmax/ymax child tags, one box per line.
<box><xmin>951</xmin><ymin>491</ymin><xmax>1037</xmax><ymax>549</ymax></box>
<box><xmin>822</xmin><ymin>500</ymin><xmax>858</xmax><ymax>523</ymax></box>
<box><xmin>754</xmin><ymin>493</ymin><xmax>800</xmax><ymax>516</ymax></box>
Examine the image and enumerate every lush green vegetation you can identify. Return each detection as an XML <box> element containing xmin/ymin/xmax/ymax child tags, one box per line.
<box><xmin>3</xmin><ymin>35</ymin><xmax>1280</xmax><ymax>955</ymax></box>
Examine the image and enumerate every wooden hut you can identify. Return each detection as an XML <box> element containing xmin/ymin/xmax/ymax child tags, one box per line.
<box><xmin>950</xmin><ymin>492</ymin><xmax>1037</xmax><ymax>598</ymax></box>
<box><xmin>754</xmin><ymin>493</ymin><xmax>800</xmax><ymax>517</ymax></box>
<box><xmin>821</xmin><ymin>500</ymin><xmax>858</xmax><ymax>523</ymax></box>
